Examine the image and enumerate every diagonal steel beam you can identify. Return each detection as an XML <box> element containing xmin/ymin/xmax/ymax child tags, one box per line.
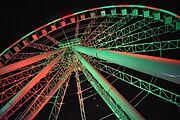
<box><xmin>71</xmin><ymin>46</ymin><xmax>180</xmax><ymax>85</ymax></box>
<box><xmin>0</xmin><ymin>51</ymin><xmax>65</xmax><ymax>119</ymax></box>
<box><xmin>0</xmin><ymin>49</ymin><xmax>64</xmax><ymax>76</ymax></box>
<box><xmin>73</xmin><ymin>50</ymin><xmax>144</xmax><ymax>120</ymax></box>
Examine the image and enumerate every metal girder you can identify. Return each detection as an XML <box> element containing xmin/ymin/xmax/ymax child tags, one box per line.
<box><xmin>84</xmin><ymin>15</ymin><xmax>134</xmax><ymax>47</ymax></box>
<box><xmin>0</xmin><ymin>51</ymin><xmax>65</xmax><ymax>119</ymax></box>
<box><xmin>107</xmin><ymin>39</ymin><xmax>180</xmax><ymax>53</ymax></box>
<box><xmin>81</xmin><ymin>16</ymin><xmax>115</xmax><ymax>46</ymax></box>
<box><xmin>73</xmin><ymin>50</ymin><xmax>144</xmax><ymax>120</ymax></box>
<box><xmin>42</xmin><ymin>30</ymin><xmax>59</xmax><ymax>45</ymax></box>
<box><xmin>89</xmin><ymin>58</ymin><xmax>180</xmax><ymax>107</ymax></box>
<box><xmin>82</xmin><ymin>66</ymin><xmax>129</xmax><ymax>120</ymax></box>
<box><xmin>0</xmin><ymin>61</ymin><xmax>47</xmax><ymax>88</ymax></box>
<box><xmin>19</xmin><ymin>66</ymin><xmax>72</xmax><ymax>120</ymax></box>
<box><xmin>3</xmin><ymin>64</ymin><xmax>57</xmax><ymax>119</ymax></box>
<box><xmin>28</xmin><ymin>42</ymin><xmax>57</xmax><ymax>51</ymax></box>
<box><xmin>0</xmin><ymin>49</ymin><xmax>63</xmax><ymax>76</ymax></box>
<box><xmin>81</xmin><ymin>18</ymin><xmax>97</xmax><ymax>41</ymax></box>
<box><xmin>48</xmin><ymin>76</ymin><xmax>70</xmax><ymax>120</ymax></box>
<box><xmin>13</xmin><ymin>52</ymin><xmax>42</xmax><ymax>59</ymax></box>
<box><xmin>73</xmin><ymin>57</ymin><xmax>87</xmax><ymax>120</ymax></box>
<box><xmin>97</xmin><ymin>24</ymin><xmax>175</xmax><ymax>48</ymax></box>
<box><xmin>94</xmin><ymin>17</ymin><xmax>156</xmax><ymax>47</ymax></box>
<box><xmin>72</xmin><ymin>46</ymin><xmax>180</xmax><ymax>85</ymax></box>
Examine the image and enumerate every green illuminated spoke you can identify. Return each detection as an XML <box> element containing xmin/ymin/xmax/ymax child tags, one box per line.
<box><xmin>48</xmin><ymin>75</ymin><xmax>70</xmax><ymax>120</ymax></box>
<box><xmin>81</xmin><ymin>18</ymin><xmax>97</xmax><ymax>41</ymax></box>
<box><xmin>94</xmin><ymin>17</ymin><xmax>157</xmax><ymax>47</ymax></box>
<box><xmin>86</xmin><ymin>15</ymin><xmax>134</xmax><ymax>46</ymax></box>
<box><xmin>81</xmin><ymin>16</ymin><xmax>115</xmax><ymax>46</ymax></box>
<box><xmin>96</xmin><ymin>24</ymin><xmax>176</xmax><ymax>49</ymax></box>
<box><xmin>81</xmin><ymin>65</ymin><xmax>129</xmax><ymax>120</ymax></box>
<box><xmin>107</xmin><ymin>39</ymin><xmax>180</xmax><ymax>53</ymax></box>
<box><xmin>89</xmin><ymin>58</ymin><xmax>180</xmax><ymax>107</ymax></box>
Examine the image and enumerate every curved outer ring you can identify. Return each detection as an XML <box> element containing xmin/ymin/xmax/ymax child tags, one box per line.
<box><xmin>0</xmin><ymin>4</ymin><xmax>180</xmax><ymax>57</ymax></box>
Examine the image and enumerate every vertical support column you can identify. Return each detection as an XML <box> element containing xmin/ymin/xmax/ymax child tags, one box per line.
<box><xmin>73</xmin><ymin>50</ymin><xmax>144</xmax><ymax>120</ymax></box>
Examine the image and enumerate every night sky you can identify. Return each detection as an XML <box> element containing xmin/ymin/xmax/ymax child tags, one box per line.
<box><xmin>0</xmin><ymin>0</ymin><xmax>180</xmax><ymax>120</ymax></box>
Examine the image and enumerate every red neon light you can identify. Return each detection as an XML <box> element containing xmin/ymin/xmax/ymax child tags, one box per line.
<box><xmin>176</xmin><ymin>14</ymin><xmax>180</xmax><ymax>18</ymax></box>
<box><xmin>87</xmin><ymin>7</ymin><xmax>100</xmax><ymax>12</ymax></box>
<box><xmin>145</xmin><ymin>6</ymin><xmax>160</xmax><ymax>10</ymax></box>
<box><xmin>62</xmin><ymin>13</ymin><xmax>74</xmax><ymax>19</ymax></box>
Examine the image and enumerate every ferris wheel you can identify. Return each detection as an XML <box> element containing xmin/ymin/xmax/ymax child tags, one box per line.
<box><xmin>0</xmin><ymin>5</ymin><xmax>180</xmax><ymax>120</ymax></box>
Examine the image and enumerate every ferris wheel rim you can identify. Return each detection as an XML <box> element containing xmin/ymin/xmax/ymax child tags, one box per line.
<box><xmin>0</xmin><ymin>4</ymin><xmax>180</xmax><ymax>57</ymax></box>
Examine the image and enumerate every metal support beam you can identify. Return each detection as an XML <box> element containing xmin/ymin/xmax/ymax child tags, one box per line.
<box><xmin>73</xmin><ymin>57</ymin><xmax>87</xmax><ymax>120</ymax></box>
<box><xmin>0</xmin><ymin>49</ymin><xmax>63</xmax><ymax>76</ymax></box>
<box><xmin>0</xmin><ymin>51</ymin><xmax>65</xmax><ymax>119</ymax></box>
<box><xmin>24</xmin><ymin>68</ymin><xmax>72</xmax><ymax>120</ymax></box>
<box><xmin>73</xmin><ymin>50</ymin><xmax>144</xmax><ymax>120</ymax></box>
<box><xmin>72</xmin><ymin>46</ymin><xmax>180</xmax><ymax>85</ymax></box>
<box><xmin>82</xmin><ymin>66</ymin><xmax>128</xmax><ymax>120</ymax></box>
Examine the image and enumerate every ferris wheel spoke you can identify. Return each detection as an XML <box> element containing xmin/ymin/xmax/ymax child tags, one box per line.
<box><xmin>74</xmin><ymin>51</ymin><xmax>144</xmax><ymax>120</ymax></box>
<box><xmin>0</xmin><ymin>51</ymin><xmax>65</xmax><ymax>119</ymax></box>
<box><xmin>1</xmin><ymin>62</ymin><xmax>61</xmax><ymax>119</ymax></box>
<box><xmin>87</xmin><ymin>15</ymin><xmax>135</xmax><ymax>47</ymax></box>
<box><xmin>81</xmin><ymin>18</ymin><xmax>97</xmax><ymax>41</ymax></box>
<box><xmin>81</xmin><ymin>16</ymin><xmax>115</xmax><ymax>46</ymax></box>
<box><xmin>82</xmin><ymin>66</ymin><xmax>129</xmax><ymax>120</ymax></box>
<box><xmin>41</xmin><ymin>29</ymin><xmax>59</xmax><ymax>45</ymax></box>
<box><xmin>107</xmin><ymin>39</ymin><xmax>180</xmax><ymax>53</ymax></box>
<box><xmin>0</xmin><ymin>60</ymin><xmax>49</xmax><ymax>90</ymax></box>
<box><xmin>48</xmin><ymin>75</ymin><xmax>70</xmax><ymax>120</ymax></box>
<box><xmin>8</xmin><ymin>62</ymin><xmax>65</xmax><ymax>119</ymax></box>
<box><xmin>72</xmin><ymin>46</ymin><xmax>180</xmax><ymax>84</ymax></box>
<box><xmin>13</xmin><ymin>52</ymin><xmax>43</xmax><ymax>59</ymax></box>
<box><xmin>73</xmin><ymin>57</ymin><xmax>87</xmax><ymax>120</ymax></box>
<box><xmin>28</xmin><ymin>42</ymin><xmax>58</xmax><ymax>51</ymax></box>
<box><xmin>96</xmin><ymin>23</ymin><xmax>176</xmax><ymax>49</ymax></box>
<box><xmin>3</xmin><ymin>80</ymin><xmax>49</xmax><ymax>119</ymax></box>
<box><xmin>18</xmin><ymin>66</ymin><xmax>73</xmax><ymax>120</ymax></box>
<box><xmin>95</xmin><ymin>18</ymin><xmax>158</xmax><ymax>48</ymax></box>
<box><xmin>89</xmin><ymin>58</ymin><xmax>180</xmax><ymax>107</ymax></box>
<box><xmin>121</xmin><ymin>24</ymin><xmax>176</xmax><ymax>45</ymax></box>
<box><xmin>0</xmin><ymin>49</ymin><xmax>63</xmax><ymax>76</ymax></box>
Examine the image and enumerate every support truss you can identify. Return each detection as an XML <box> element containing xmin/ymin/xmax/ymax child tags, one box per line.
<box><xmin>106</xmin><ymin>39</ymin><xmax>180</xmax><ymax>53</ymax></box>
<box><xmin>42</xmin><ymin>29</ymin><xmax>59</xmax><ymax>45</ymax></box>
<box><xmin>89</xmin><ymin>59</ymin><xmax>180</xmax><ymax>107</ymax></box>
<box><xmin>73</xmin><ymin>50</ymin><xmax>144</xmax><ymax>120</ymax></box>
<box><xmin>73</xmin><ymin>57</ymin><xmax>87</xmax><ymax>120</ymax></box>
<box><xmin>48</xmin><ymin>76</ymin><xmax>70</xmax><ymax>120</ymax></box>
<box><xmin>28</xmin><ymin>42</ymin><xmax>57</xmax><ymax>51</ymax></box>
<box><xmin>18</xmin><ymin>63</ymin><xmax>72</xmax><ymax>120</ymax></box>
<box><xmin>82</xmin><ymin>66</ymin><xmax>129</xmax><ymax>120</ymax></box>
<box><xmin>1</xmin><ymin>60</ymin><xmax>62</xmax><ymax>119</ymax></box>
<box><xmin>93</xmin><ymin>17</ymin><xmax>156</xmax><ymax>47</ymax></box>
<box><xmin>83</xmin><ymin>15</ymin><xmax>135</xmax><ymax>46</ymax></box>
<box><xmin>0</xmin><ymin>51</ymin><xmax>65</xmax><ymax>119</ymax></box>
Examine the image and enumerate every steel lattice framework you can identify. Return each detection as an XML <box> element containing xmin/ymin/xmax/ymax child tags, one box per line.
<box><xmin>0</xmin><ymin>5</ymin><xmax>180</xmax><ymax>120</ymax></box>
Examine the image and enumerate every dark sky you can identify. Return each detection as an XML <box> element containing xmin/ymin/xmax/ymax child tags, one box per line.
<box><xmin>0</xmin><ymin>0</ymin><xmax>180</xmax><ymax>52</ymax></box>
<box><xmin>0</xmin><ymin>0</ymin><xmax>180</xmax><ymax>119</ymax></box>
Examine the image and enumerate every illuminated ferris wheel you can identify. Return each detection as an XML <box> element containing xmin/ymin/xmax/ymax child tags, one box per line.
<box><xmin>0</xmin><ymin>5</ymin><xmax>180</xmax><ymax>120</ymax></box>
